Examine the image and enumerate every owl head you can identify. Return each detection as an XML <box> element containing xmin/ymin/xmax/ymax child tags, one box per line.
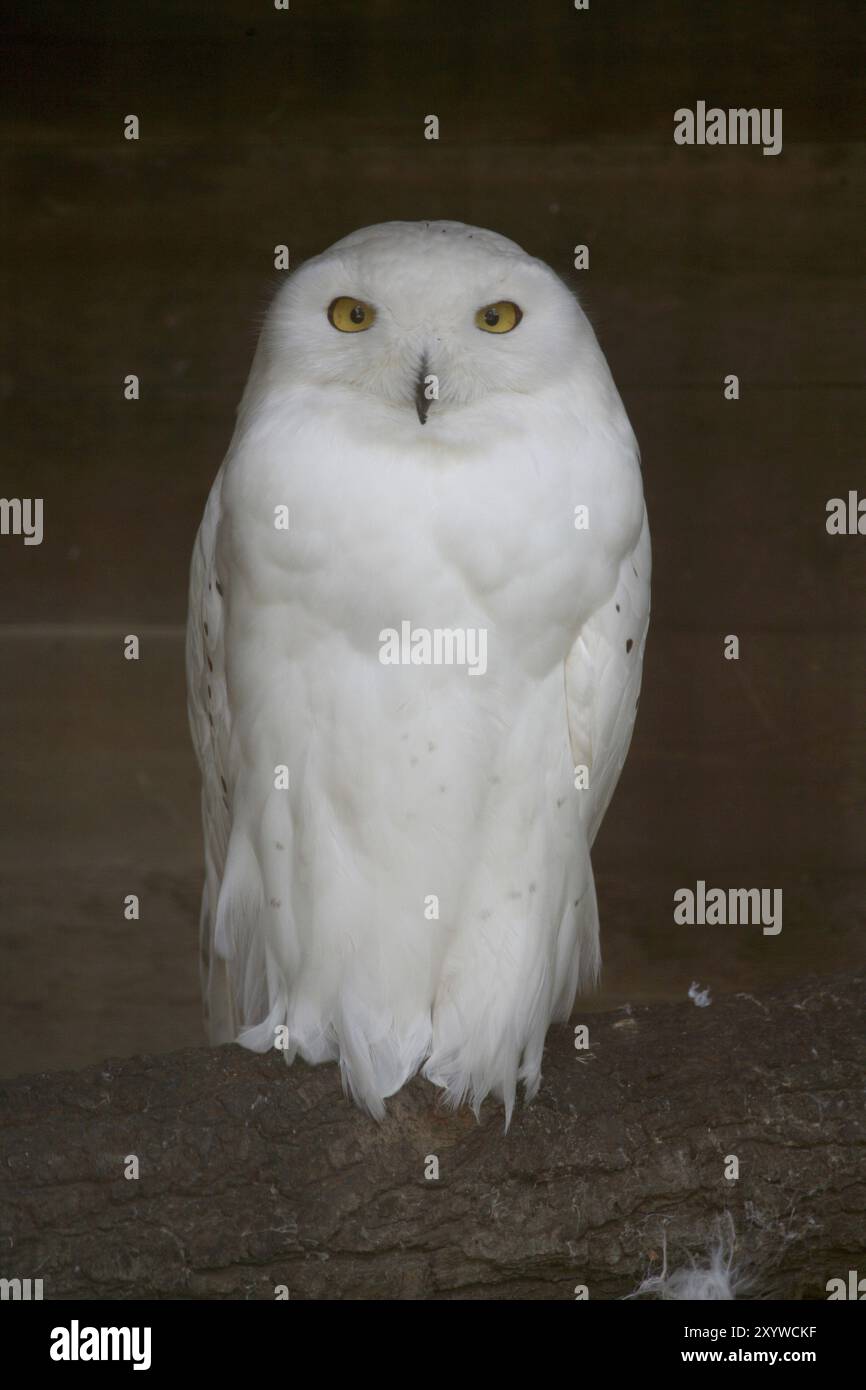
<box><xmin>251</xmin><ymin>221</ymin><xmax>602</xmax><ymax>431</ymax></box>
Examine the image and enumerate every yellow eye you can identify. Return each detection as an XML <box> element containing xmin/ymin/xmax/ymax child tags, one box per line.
<box><xmin>475</xmin><ymin>300</ymin><xmax>522</xmax><ymax>334</ymax></box>
<box><xmin>328</xmin><ymin>297</ymin><xmax>376</xmax><ymax>332</ymax></box>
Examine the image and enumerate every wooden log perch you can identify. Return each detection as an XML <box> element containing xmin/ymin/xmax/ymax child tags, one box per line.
<box><xmin>1</xmin><ymin>971</ymin><xmax>864</xmax><ymax>1300</ymax></box>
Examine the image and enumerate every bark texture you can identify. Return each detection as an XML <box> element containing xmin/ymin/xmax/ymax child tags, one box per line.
<box><xmin>1</xmin><ymin>971</ymin><xmax>864</xmax><ymax>1300</ymax></box>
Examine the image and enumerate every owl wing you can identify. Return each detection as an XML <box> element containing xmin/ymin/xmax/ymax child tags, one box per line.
<box><xmin>185</xmin><ymin>464</ymin><xmax>236</xmax><ymax>1041</ymax></box>
<box><xmin>565</xmin><ymin>505</ymin><xmax>651</xmax><ymax>846</ymax></box>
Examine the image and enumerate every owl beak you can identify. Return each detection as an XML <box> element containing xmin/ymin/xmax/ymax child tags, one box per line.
<box><xmin>414</xmin><ymin>358</ymin><xmax>430</xmax><ymax>425</ymax></box>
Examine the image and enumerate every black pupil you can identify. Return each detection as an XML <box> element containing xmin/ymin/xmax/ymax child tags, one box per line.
<box><xmin>484</xmin><ymin>307</ymin><xmax>500</xmax><ymax>326</ymax></box>
<box><xmin>350</xmin><ymin>304</ymin><xmax>365</xmax><ymax>324</ymax></box>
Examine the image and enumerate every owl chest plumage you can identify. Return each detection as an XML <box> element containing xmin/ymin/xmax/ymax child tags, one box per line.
<box><xmin>218</xmin><ymin>386</ymin><xmax>640</xmax><ymax>681</ymax></box>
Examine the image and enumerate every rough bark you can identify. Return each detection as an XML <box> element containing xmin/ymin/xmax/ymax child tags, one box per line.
<box><xmin>1</xmin><ymin>971</ymin><xmax>864</xmax><ymax>1300</ymax></box>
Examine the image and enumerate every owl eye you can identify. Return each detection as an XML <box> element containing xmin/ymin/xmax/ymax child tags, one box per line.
<box><xmin>475</xmin><ymin>301</ymin><xmax>522</xmax><ymax>334</ymax></box>
<box><xmin>328</xmin><ymin>297</ymin><xmax>376</xmax><ymax>332</ymax></box>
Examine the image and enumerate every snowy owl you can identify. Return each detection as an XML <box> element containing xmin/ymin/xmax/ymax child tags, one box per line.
<box><xmin>187</xmin><ymin>220</ymin><xmax>650</xmax><ymax>1122</ymax></box>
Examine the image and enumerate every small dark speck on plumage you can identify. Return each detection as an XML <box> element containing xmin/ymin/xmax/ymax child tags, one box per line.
<box><xmin>207</xmin><ymin>656</ymin><xmax>213</xmax><ymax>672</ymax></box>
<box><xmin>626</xmin><ymin>639</ymin><xmax>633</xmax><ymax>653</ymax></box>
<box><xmin>616</xmin><ymin>603</ymin><xmax>620</xmax><ymax>612</ymax></box>
<box><xmin>220</xmin><ymin>776</ymin><xmax>228</xmax><ymax>793</ymax></box>
<box><xmin>216</xmin><ymin>580</ymin><xmax>224</xmax><ymax>596</ymax></box>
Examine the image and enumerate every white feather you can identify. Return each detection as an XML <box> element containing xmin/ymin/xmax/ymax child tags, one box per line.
<box><xmin>628</xmin><ymin>1223</ymin><xmax>742</xmax><ymax>1300</ymax></box>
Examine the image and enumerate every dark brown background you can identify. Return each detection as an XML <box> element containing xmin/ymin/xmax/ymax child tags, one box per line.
<box><xmin>1</xmin><ymin>0</ymin><xmax>863</xmax><ymax>1078</ymax></box>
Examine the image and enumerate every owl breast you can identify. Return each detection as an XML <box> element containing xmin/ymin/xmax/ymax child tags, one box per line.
<box><xmin>219</xmin><ymin>387</ymin><xmax>642</xmax><ymax>682</ymax></box>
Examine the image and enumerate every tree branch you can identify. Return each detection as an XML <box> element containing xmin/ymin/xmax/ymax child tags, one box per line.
<box><xmin>2</xmin><ymin>971</ymin><xmax>864</xmax><ymax>1299</ymax></box>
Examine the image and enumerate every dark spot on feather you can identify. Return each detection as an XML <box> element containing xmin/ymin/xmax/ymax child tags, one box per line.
<box><xmin>220</xmin><ymin>776</ymin><xmax>228</xmax><ymax>793</ymax></box>
<box><xmin>275</xmin><ymin>841</ymin><xmax>284</xmax><ymax>850</ymax></box>
<box><xmin>529</xmin><ymin>882</ymin><xmax>537</xmax><ymax>894</ymax></box>
<box><xmin>626</xmin><ymin>639</ymin><xmax>633</xmax><ymax>653</ymax></box>
<box><xmin>269</xmin><ymin>897</ymin><xmax>281</xmax><ymax>908</ymax></box>
<box><xmin>203</xmin><ymin>622</ymin><xmax>209</xmax><ymax>636</ymax></box>
<box><xmin>215</xmin><ymin>579</ymin><xmax>224</xmax><ymax>596</ymax></box>
<box><xmin>615</xmin><ymin>603</ymin><xmax>620</xmax><ymax>613</ymax></box>
<box><xmin>207</xmin><ymin>656</ymin><xmax>213</xmax><ymax>672</ymax></box>
<box><xmin>207</xmin><ymin>685</ymin><xmax>212</xmax><ymax>699</ymax></box>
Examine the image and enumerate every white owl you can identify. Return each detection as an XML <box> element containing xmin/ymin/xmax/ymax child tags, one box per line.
<box><xmin>187</xmin><ymin>220</ymin><xmax>650</xmax><ymax>1123</ymax></box>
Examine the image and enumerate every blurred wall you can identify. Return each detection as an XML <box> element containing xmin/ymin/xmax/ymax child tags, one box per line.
<box><xmin>1</xmin><ymin>0</ymin><xmax>863</xmax><ymax>1075</ymax></box>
